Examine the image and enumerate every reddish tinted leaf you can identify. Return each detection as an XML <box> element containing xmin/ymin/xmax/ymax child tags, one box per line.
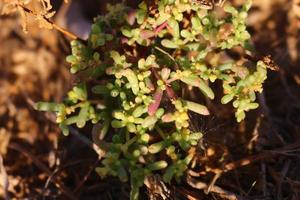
<box><xmin>148</xmin><ymin>88</ymin><xmax>163</xmax><ymax>116</ymax></box>
<box><xmin>140</xmin><ymin>30</ymin><xmax>155</xmax><ymax>39</ymax></box>
<box><xmin>162</xmin><ymin>113</ymin><xmax>173</xmax><ymax>122</ymax></box>
<box><xmin>126</xmin><ymin>9</ymin><xmax>136</xmax><ymax>25</ymax></box>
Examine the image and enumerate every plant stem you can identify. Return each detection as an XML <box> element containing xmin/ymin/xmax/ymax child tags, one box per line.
<box><xmin>155</xmin><ymin>126</ymin><xmax>166</xmax><ymax>139</ymax></box>
<box><xmin>154</xmin><ymin>46</ymin><xmax>178</xmax><ymax>68</ymax></box>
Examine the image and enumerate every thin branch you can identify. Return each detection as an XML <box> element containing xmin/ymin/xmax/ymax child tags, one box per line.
<box><xmin>69</xmin><ymin>126</ymin><xmax>106</xmax><ymax>158</ymax></box>
<box><xmin>73</xmin><ymin>159</ymin><xmax>100</xmax><ymax>193</ymax></box>
<box><xmin>187</xmin><ymin>176</ymin><xmax>242</xmax><ymax>200</ymax></box>
<box><xmin>154</xmin><ymin>46</ymin><xmax>176</xmax><ymax>63</ymax></box>
<box><xmin>8</xmin><ymin>142</ymin><xmax>77</xmax><ymax>200</ymax></box>
<box><xmin>0</xmin><ymin>155</ymin><xmax>10</xmax><ymax>200</ymax></box>
<box><xmin>17</xmin><ymin>4</ymin><xmax>80</xmax><ymax>41</ymax></box>
<box><xmin>24</xmin><ymin>93</ymin><xmax>106</xmax><ymax>158</ymax></box>
<box><xmin>189</xmin><ymin>140</ymin><xmax>300</xmax><ymax>176</ymax></box>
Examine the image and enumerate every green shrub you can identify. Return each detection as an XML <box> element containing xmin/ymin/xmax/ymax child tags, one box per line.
<box><xmin>36</xmin><ymin>0</ymin><xmax>267</xmax><ymax>199</ymax></box>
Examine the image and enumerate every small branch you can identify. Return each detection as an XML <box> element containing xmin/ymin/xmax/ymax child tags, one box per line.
<box><xmin>187</xmin><ymin>176</ymin><xmax>242</xmax><ymax>200</ymax></box>
<box><xmin>154</xmin><ymin>46</ymin><xmax>175</xmax><ymax>62</ymax></box>
<box><xmin>52</xmin><ymin>23</ymin><xmax>78</xmax><ymax>40</ymax></box>
<box><xmin>73</xmin><ymin>159</ymin><xmax>100</xmax><ymax>193</ymax></box>
<box><xmin>154</xmin><ymin>46</ymin><xmax>179</xmax><ymax>70</ymax></box>
<box><xmin>26</xmin><ymin>95</ymin><xmax>106</xmax><ymax>158</ymax></box>
<box><xmin>17</xmin><ymin>4</ymin><xmax>80</xmax><ymax>41</ymax></box>
<box><xmin>206</xmin><ymin>172</ymin><xmax>222</xmax><ymax>194</ymax></box>
<box><xmin>43</xmin><ymin>159</ymin><xmax>96</xmax><ymax>196</ymax></box>
<box><xmin>8</xmin><ymin>142</ymin><xmax>77</xmax><ymax>200</ymax></box>
<box><xmin>0</xmin><ymin>155</ymin><xmax>10</xmax><ymax>200</ymax></box>
<box><xmin>155</xmin><ymin>126</ymin><xmax>167</xmax><ymax>139</ymax></box>
<box><xmin>69</xmin><ymin>126</ymin><xmax>106</xmax><ymax>158</ymax></box>
<box><xmin>261</xmin><ymin>162</ymin><xmax>267</xmax><ymax>196</ymax></box>
<box><xmin>277</xmin><ymin>159</ymin><xmax>291</xmax><ymax>200</ymax></box>
<box><xmin>189</xmin><ymin>140</ymin><xmax>300</xmax><ymax>177</ymax></box>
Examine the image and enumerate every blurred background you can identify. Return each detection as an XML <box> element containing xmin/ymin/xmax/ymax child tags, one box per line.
<box><xmin>0</xmin><ymin>0</ymin><xmax>300</xmax><ymax>199</ymax></box>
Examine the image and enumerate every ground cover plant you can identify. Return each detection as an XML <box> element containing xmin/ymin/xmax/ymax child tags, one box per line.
<box><xmin>1</xmin><ymin>0</ymin><xmax>300</xmax><ymax>199</ymax></box>
<box><xmin>35</xmin><ymin>0</ymin><xmax>269</xmax><ymax>199</ymax></box>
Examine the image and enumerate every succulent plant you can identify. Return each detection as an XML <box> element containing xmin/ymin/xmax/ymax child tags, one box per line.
<box><xmin>36</xmin><ymin>0</ymin><xmax>268</xmax><ymax>199</ymax></box>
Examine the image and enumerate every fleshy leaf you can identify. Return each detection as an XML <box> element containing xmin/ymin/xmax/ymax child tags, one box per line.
<box><xmin>123</xmin><ymin>69</ymin><xmax>139</xmax><ymax>95</ymax></box>
<box><xmin>180</xmin><ymin>76</ymin><xmax>215</xmax><ymax>99</ymax></box>
<box><xmin>35</xmin><ymin>102</ymin><xmax>64</xmax><ymax>112</ymax></box>
<box><xmin>146</xmin><ymin>161</ymin><xmax>168</xmax><ymax>171</ymax></box>
<box><xmin>142</xmin><ymin>116</ymin><xmax>158</xmax><ymax>128</ymax></box>
<box><xmin>140</xmin><ymin>30</ymin><xmax>155</xmax><ymax>39</ymax></box>
<box><xmin>148</xmin><ymin>88</ymin><xmax>163</xmax><ymax>116</ymax></box>
<box><xmin>161</xmin><ymin>39</ymin><xmax>178</xmax><ymax>49</ymax></box>
<box><xmin>76</xmin><ymin>104</ymin><xmax>89</xmax><ymax>128</ymax></box>
<box><xmin>185</xmin><ymin>100</ymin><xmax>210</xmax><ymax>115</ymax></box>
<box><xmin>149</xmin><ymin>141</ymin><xmax>166</xmax><ymax>154</ymax></box>
<box><xmin>221</xmin><ymin>94</ymin><xmax>235</xmax><ymax>104</ymax></box>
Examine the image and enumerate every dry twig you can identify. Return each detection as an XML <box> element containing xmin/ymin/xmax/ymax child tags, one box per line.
<box><xmin>17</xmin><ymin>4</ymin><xmax>79</xmax><ymax>40</ymax></box>
<box><xmin>187</xmin><ymin>176</ymin><xmax>242</xmax><ymax>200</ymax></box>
<box><xmin>189</xmin><ymin>140</ymin><xmax>300</xmax><ymax>177</ymax></box>
<box><xmin>8</xmin><ymin>142</ymin><xmax>77</xmax><ymax>200</ymax></box>
<box><xmin>0</xmin><ymin>155</ymin><xmax>9</xmax><ymax>200</ymax></box>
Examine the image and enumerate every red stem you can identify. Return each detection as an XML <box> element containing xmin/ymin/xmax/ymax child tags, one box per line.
<box><xmin>154</xmin><ymin>21</ymin><xmax>169</xmax><ymax>35</ymax></box>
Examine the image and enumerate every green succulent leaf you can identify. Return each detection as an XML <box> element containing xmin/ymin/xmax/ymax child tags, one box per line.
<box><xmin>77</xmin><ymin>104</ymin><xmax>89</xmax><ymax>128</ymax></box>
<box><xmin>59</xmin><ymin>123</ymin><xmax>69</xmax><ymax>136</ymax></box>
<box><xmin>180</xmin><ymin>76</ymin><xmax>215</xmax><ymax>99</ymax></box>
<box><xmin>35</xmin><ymin>102</ymin><xmax>64</xmax><ymax>112</ymax></box>
<box><xmin>221</xmin><ymin>94</ymin><xmax>235</xmax><ymax>104</ymax></box>
<box><xmin>149</xmin><ymin>141</ymin><xmax>166</xmax><ymax>154</ymax></box>
<box><xmin>161</xmin><ymin>39</ymin><xmax>178</xmax><ymax>49</ymax></box>
<box><xmin>142</xmin><ymin>116</ymin><xmax>158</xmax><ymax>129</ymax></box>
<box><xmin>123</xmin><ymin>69</ymin><xmax>139</xmax><ymax>95</ymax></box>
<box><xmin>185</xmin><ymin>100</ymin><xmax>210</xmax><ymax>115</ymax></box>
<box><xmin>146</xmin><ymin>161</ymin><xmax>168</xmax><ymax>171</ymax></box>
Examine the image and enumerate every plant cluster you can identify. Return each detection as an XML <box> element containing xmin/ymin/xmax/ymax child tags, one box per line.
<box><xmin>36</xmin><ymin>0</ymin><xmax>267</xmax><ymax>199</ymax></box>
